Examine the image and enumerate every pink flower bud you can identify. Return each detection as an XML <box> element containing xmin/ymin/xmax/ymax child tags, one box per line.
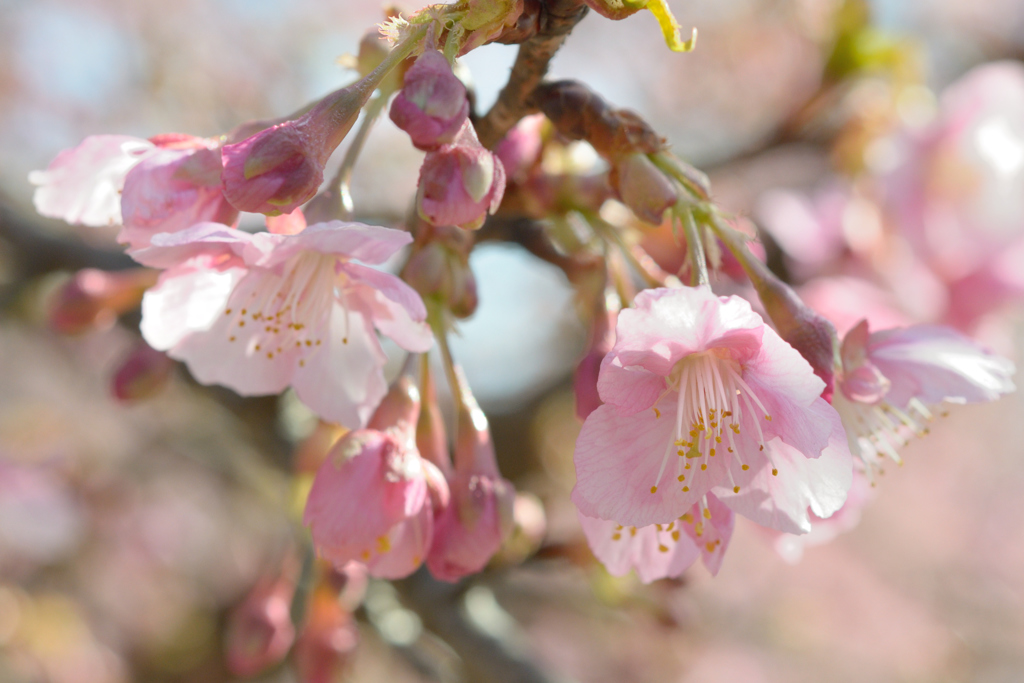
<box><xmin>427</xmin><ymin>373</ymin><xmax>515</xmax><ymax>582</ymax></box>
<box><xmin>494</xmin><ymin>114</ymin><xmax>544</xmax><ymax>183</ymax></box>
<box><xmin>390</xmin><ymin>50</ymin><xmax>469</xmax><ymax>151</ymax></box>
<box><xmin>224</xmin><ymin>577</ymin><xmax>296</xmax><ymax>677</ymax></box>
<box><xmin>110</xmin><ymin>341</ymin><xmax>174</xmax><ymax>403</ymax></box>
<box><xmin>400</xmin><ymin>236</ymin><xmax>479</xmax><ymax>318</ymax></box>
<box><xmin>47</xmin><ymin>268</ymin><xmax>157</xmax><ymax>335</ymax></box>
<box><xmin>293</xmin><ymin>585</ymin><xmax>358</xmax><ymax>683</ymax></box>
<box><xmin>610</xmin><ymin>153</ymin><xmax>678</xmax><ymax>224</ymax></box>
<box><xmin>221</xmin><ymin>83</ymin><xmax>377</xmax><ymax>216</ymax></box>
<box><xmin>417</xmin><ymin>122</ymin><xmax>506</xmax><ymax>230</ymax></box>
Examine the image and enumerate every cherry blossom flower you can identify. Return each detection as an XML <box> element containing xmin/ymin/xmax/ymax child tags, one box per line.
<box><xmin>131</xmin><ymin>220</ymin><xmax>433</xmax><ymax>427</ymax></box>
<box><xmin>303</xmin><ymin>377</ymin><xmax>449</xmax><ymax>579</ymax></box>
<box><xmin>426</xmin><ymin>381</ymin><xmax>514</xmax><ymax>582</ymax></box>
<box><xmin>579</xmin><ymin>492</ymin><xmax>734</xmax><ymax>583</ymax></box>
<box><xmin>832</xmin><ymin>319</ymin><xmax>1015</xmax><ymax>476</ymax></box>
<box><xmin>30</xmin><ymin>135</ymin><xmax>156</xmax><ymax>227</ymax></box>
<box><xmin>572</xmin><ymin>286</ymin><xmax>852</xmax><ymax>533</ymax></box>
<box><xmin>30</xmin><ymin>134</ymin><xmax>237</xmax><ymax>247</ymax></box>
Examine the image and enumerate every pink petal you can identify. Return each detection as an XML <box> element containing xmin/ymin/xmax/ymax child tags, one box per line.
<box><xmin>258</xmin><ymin>221</ymin><xmax>413</xmax><ymax>269</ymax></box>
<box><xmin>427</xmin><ymin>473</ymin><xmax>514</xmax><ymax>582</ymax></box>
<box><xmin>341</xmin><ymin>263</ymin><xmax>433</xmax><ymax>353</ymax></box>
<box><xmin>128</xmin><ymin>222</ymin><xmax>255</xmax><ymax>270</ymax></box>
<box><xmin>140</xmin><ymin>267</ymin><xmax>243</xmax><ymax>350</ymax></box>
<box><xmin>291</xmin><ymin>305</ymin><xmax>388</xmax><ymax>428</ymax></box>
<box><xmin>365</xmin><ymin>504</ymin><xmax>434</xmax><ymax>579</ymax></box>
<box><xmin>572</xmin><ymin>399</ymin><xmax>731</xmax><ymax>527</ymax></box>
<box><xmin>712</xmin><ymin>412</ymin><xmax>852</xmax><ymax>534</ymax></box>
<box><xmin>167</xmin><ymin>271</ymin><xmax>306</xmax><ymax>395</ymax></box>
<box><xmin>867</xmin><ymin>325</ymin><xmax>1016</xmax><ymax>407</ymax></box>
<box><xmin>30</xmin><ymin>135</ymin><xmax>155</xmax><ymax>227</ymax></box>
<box><xmin>578</xmin><ymin>513</ymin><xmax>700</xmax><ymax>583</ymax></box>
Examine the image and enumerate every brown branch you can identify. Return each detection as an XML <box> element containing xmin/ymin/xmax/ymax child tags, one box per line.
<box><xmin>476</xmin><ymin>0</ymin><xmax>589</xmax><ymax>149</ymax></box>
<box><xmin>395</xmin><ymin>571</ymin><xmax>575</xmax><ymax>683</ymax></box>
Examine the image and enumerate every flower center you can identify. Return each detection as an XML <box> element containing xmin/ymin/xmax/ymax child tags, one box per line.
<box><xmin>831</xmin><ymin>390</ymin><xmax>940</xmax><ymax>481</ymax></box>
<box><xmin>649</xmin><ymin>351</ymin><xmax>776</xmax><ymax>497</ymax></box>
<box><xmin>223</xmin><ymin>252</ymin><xmax>339</xmax><ymax>363</ymax></box>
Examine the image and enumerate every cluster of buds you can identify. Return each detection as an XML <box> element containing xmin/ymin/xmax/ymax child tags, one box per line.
<box><xmin>304</xmin><ymin>366</ymin><xmax>515</xmax><ymax>582</ymax></box>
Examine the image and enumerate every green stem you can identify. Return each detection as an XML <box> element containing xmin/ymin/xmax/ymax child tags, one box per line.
<box><xmin>588</xmin><ymin>214</ymin><xmax>664</xmax><ymax>289</ymax></box>
<box><xmin>332</xmin><ymin>92</ymin><xmax>389</xmax><ymax>219</ymax></box>
<box><xmin>680</xmin><ymin>207</ymin><xmax>709</xmax><ymax>287</ymax></box>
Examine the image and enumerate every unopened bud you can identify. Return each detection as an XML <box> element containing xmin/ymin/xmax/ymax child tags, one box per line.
<box><xmin>494</xmin><ymin>114</ymin><xmax>544</xmax><ymax>183</ymax></box>
<box><xmin>426</xmin><ymin>369</ymin><xmax>515</xmax><ymax>582</ymax></box>
<box><xmin>417</xmin><ymin>121</ymin><xmax>506</xmax><ymax>230</ymax></box>
<box><xmin>222</xmin><ymin>40</ymin><xmax>410</xmax><ymax>216</ymax></box>
<box><xmin>111</xmin><ymin>341</ymin><xmax>174</xmax><ymax>403</ymax></box>
<box><xmin>390</xmin><ymin>50</ymin><xmax>469</xmax><ymax>151</ymax></box>
<box><xmin>224</xmin><ymin>577</ymin><xmax>296</xmax><ymax>678</ymax></box>
<box><xmin>367</xmin><ymin>374</ymin><xmax>420</xmax><ymax>432</ymax></box>
<box><xmin>47</xmin><ymin>268</ymin><xmax>157</xmax><ymax>335</ymax></box>
<box><xmin>610</xmin><ymin>153</ymin><xmax>678</xmax><ymax>224</ymax></box>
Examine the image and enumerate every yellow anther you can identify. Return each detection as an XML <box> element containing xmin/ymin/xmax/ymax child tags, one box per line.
<box><xmin>653</xmin><ymin>408</ymin><xmax>661</xmax><ymax>418</ymax></box>
<box><xmin>650</xmin><ymin>485</ymin><xmax>658</xmax><ymax>494</ymax></box>
<box><xmin>765</xmin><ymin>415</ymin><xmax>772</xmax><ymax>421</ymax></box>
<box><xmin>771</xmin><ymin>468</ymin><xmax>778</xmax><ymax>476</ymax></box>
<box><xmin>733</xmin><ymin>486</ymin><xmax>740</xmax><ymax>493</ymax></box>
<box><xmin>694</xmin><ymin>523</ymin><xmax>704</xmax><ymax>537</ymax></box>
<box><xmin>658</xmin><ymin>544</ymin><xmax>669</xmax><ymax>553</ymax></box>
<box><xmin>681</xmin><ymin>513</ymin><xmax>694</xmax><ymax>523</ymax></box>
<box><xmin>672</xmin><ymin>530</ymin><xmax>681</xmax><ymax>541</ymax></box>
<box><xmin>700</xmin><ymin>464</ymin><xmax>707</xmax><ymax>471</ymax></box>
<box><xmin>229</xmin><ymin>336</ymin><xmax>236</xmax><ymax>342</ymax></box>
<box><xmin>656</xmin><ymin>524</ymin><xmax>663</xmax><ymax>531</ymax></box>
<box><xmin>682</xmin><ymin>486</ymin><xmax>690</xmax><ymax>492</ymax></box>
<box><xmin>629</xmin><ymin>527</ymin><xmax>637</xmax><ymax>536</ymax></box>
<box><xmin>709</xmin><ymin>448</ymin><xmax>716</xmax><ymax>457</ymax></box>
<box><xmin>706</xmin><ymin>542</ymin><xmax>716</xmax><ymax>553</ymax></box>
<box><xmin>377</xmin><ymin>536</ymin><xmax>391</xmax><ymax>553</ymax></box>
<box><xmin>612</xmin><ymin>532</ymin><xmax>622</xmax><ymax>540</ymax></box>
<box><xmin>702</xmin><ymin>508</ymin><xmax>711</xmax><ymax>519</ymax></box>
<box><xmin>677</xmin><ymin>474</ymin><xmax>685</xmax><ymax>481</ymax></box>
<box><xmin>225</xmin><ymin>308</ymin><xmax>232</xmax><ymax>315</ymax></box>
<box><xmin>741</xmin><ymin>464</ymin><xmax>749</xmax><ymax>471</ymax></box>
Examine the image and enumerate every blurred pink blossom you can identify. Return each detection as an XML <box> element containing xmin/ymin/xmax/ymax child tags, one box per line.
<box><xmin>389</xmin><ymin>49</ymin><xmax>469</xmax><ymax>151</ymax></box>
<box><xmin>304</xmin><ymin>377</ymin><xmax>448</xmax><ymax>579</ymax></box>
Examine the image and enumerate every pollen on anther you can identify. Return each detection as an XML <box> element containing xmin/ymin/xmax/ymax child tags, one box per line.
<box><xmin>629</xmin><ymin>527</ymin><xmax>637</xmax><ymax>537</ymax></box>
<box><xmin>771</xmin><ymin>468</ymin><xmax>778</xmax><ymax>476</ymax></box>
<box><xmin>728</xmin><ymin>447</ymin><xmax>733</xmax><ymax>453</ymax></box>
<box><xmin>299</xmin><ymin>360</ymin><xmax>305</xmax><ymax>367</ymax></box>
<box><xmin>709</xmin><ymin>448</ymin><xmax>716</xmax><ymax>457</ymax></box>
<box><xmin>671</xmin><ymin>530</ymin><xmax>680</xmax><ymax>541</ymax></box>
<box><xmin>705</xmin><ymin>541</ymin><xmax>716</xmax><ymax>552</ymax></box>
<box><xmin>733</xmin><ymin>486</ymin><xmax>740</xmax><ymax>493</ymax></box>
<box><xmin>611</xmin><ymin>532</ymin><xmax>621</xmax><ymax>540</ymax></box>
<box><xmin>229</xmin><ymin>336</ymin><xmax>236</xmax><ymax>342</ymax></box>
<box><xmin>682</xmin><ymin>486</ymin><xmax>690</xmax><ymax>492</ymax></box>
<box><xmin>241</xmin><ymin>308</ymin><xmax>247</xmax><ymax>315</ymax></box>
<box><xmin>677</xmin><ymin>474</ymin><xmax>685</xmax><ymax>481</ymax></box>
<box><xmin>765</xmin><ymin>415</ymin><xmax>772</xmax><ymax>421</ymax></box>
<box><xmin>342</xmin><ymin>337</ymin><xmax>348</xmax><ymax>345</ymax></box>
<box><xmin>238</xmin><ymin>321</ymin><xmax>245</xmax><ymax>327</ymax></box>
<box><xmin>702</xmin><ymin>508</ymin><xmax>711</xmax><ymax>519</ymax></box>
<box><xmin>700</xmin><ymin>464</ymin><xmax>707</xmax><ymax>471</ymax></box>
<box><xmin>741</xmin><ymin>464</ymin><xmax>749</xmax><ymax>470</ymax></box>
<box><xmin>680</xmin><ymin>513</ymin><xmax>694</xmax><ymax>523</ymax></box>
<box><xmin>650</xmin><ymin>485</ymin><xmax>658</xmax><ymax>494</ymax></box>
<box><xmin>225</xmin><ymin>308</ymin><xmax>232</xmax><ymax>315</ymax></box>
<box><xmin>759</xmin><ymin>445</ymin><xmax>764</xmax><ymax>451</ymax></box>
<box><xmin>658</xmin><ymin>544</ymin><xmax>669</xmax><ymax>553</ymax></box>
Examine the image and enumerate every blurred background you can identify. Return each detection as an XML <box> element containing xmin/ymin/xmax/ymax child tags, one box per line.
<box><xmin>2</xmin><ymin>0</ymin><xmax>1024</xmax><ymax>681</ymax></box>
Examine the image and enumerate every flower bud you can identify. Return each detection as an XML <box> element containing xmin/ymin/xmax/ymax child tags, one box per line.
<box><xmin>367</xmin><ymin>374</ymin><xmax>420</xmax><ymax>432</ymax></box>
<box><xmin>47</xmin><ymin>268</ymin><xmax>157</xmax><ymax>335</ymax></box>
<box><xmin>417</xmin><ymin>121</ymin><xmax>506</xmax><ymax>230</ymax></box>
<box><xmin>221</xmin><ymin>64</ymin><xmax>395</xmax><ymax>215</ymax></box>
<box><xmin>110</xmin><ymin>341</ymin><xmax>174</xmax><ymax>403</ymax></box>
<box><xmin>224</xmin><ymin>576</ymin><xmax>296</xmax><ymax>677</ymax></box>
<box><xmin>426</xmin><ymin>370</ymin><xmax>515</xmax><ymax>582</ymax></box>
<box><xmin>293</xmin><ymin>585</ymin><xmax>358</xmax><ymax>683</ymax></box>
<box><xmin>494</xmin><ymin>114</ymin><xmax>544</xmax><ymax>183</ymax></box>
<box><xmin>610</xmin><ymin>153</ymin><xmax>678</xmax><ymax>224</ymax></box>
<box><xmin>390</xmin><ymin>50</ymin><xmax>469</xmax><ymax>151</ymax></box>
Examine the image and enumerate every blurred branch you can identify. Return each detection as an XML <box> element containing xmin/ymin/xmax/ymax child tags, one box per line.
<box><xmin>476</xmin><ymin>0</ymin><xmax>589</xmax><ymax>148</ymax></box>
<box><xmin>395</xmin><ymin>570</ymin><xmax>575</xmax><ymax>683</ymax></box>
